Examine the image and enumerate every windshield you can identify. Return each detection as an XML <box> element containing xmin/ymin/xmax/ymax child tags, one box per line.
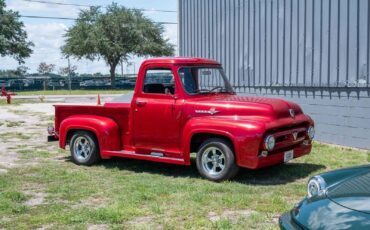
<box><xmin>178</xmin><ymin>67</ymin><xmax>234</xmax><ymax>95</ymax></box>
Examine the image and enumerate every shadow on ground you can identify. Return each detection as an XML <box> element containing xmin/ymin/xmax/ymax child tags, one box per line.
<box><xmin>234</xmin><ymin>163</ymin><xmax>325</xmax><ymax>185</ymax></box>
<box><xmin>61</xmin><ymin>156</ymin><xmax>325</xmax><ymax>185</ymax></box>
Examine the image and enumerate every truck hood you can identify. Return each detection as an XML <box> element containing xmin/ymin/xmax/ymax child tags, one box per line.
<box><xmin>327</xmin><ymin>171</ymin><xmax>370</xmax><ymax>214</ymax></box>
<box><xmin>191</xmin><ymin>95</ymin><xmax>303</xmax><ymax>119</ymax></box>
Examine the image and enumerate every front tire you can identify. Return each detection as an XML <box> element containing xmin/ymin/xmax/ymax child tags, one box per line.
<box><xmin>196</xmin><ymin>138</ymin><xmax>239</xmax><ymax>182</ymax></box>
<box><xmin>70</xmin><ymin>131</ymin><xmax>100</xmax><ymax>166</ymax></box>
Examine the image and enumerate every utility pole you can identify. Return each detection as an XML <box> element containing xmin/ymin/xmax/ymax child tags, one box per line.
<box><xmin>127</xmin><ymin>62</ymin><xmax>132</xmax><ymax>74</ymax></box>
<box><xmin>68</xmin><ymin>57</ymin><xmax>72</xmax><ymax>93</ymax></box>
<box><xmin>120</xmin><ymin>60</ymin><xmax>124</xmax><ymax>78</ymax></box>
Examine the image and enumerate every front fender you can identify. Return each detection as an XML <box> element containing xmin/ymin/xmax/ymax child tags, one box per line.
<box><xmin>181</xmin><ymin>116</ymin><xmax>266</xmax><ymax>166</ymax></box>
<box><xmin>59</xmin><ymin>115</ymin><xmax>120</xmax><ymax>155</ymax></box>
<box><xmin>318</xmin><ymin>164</ymin><xmax>370</xmax><ymax>188</ymax></box>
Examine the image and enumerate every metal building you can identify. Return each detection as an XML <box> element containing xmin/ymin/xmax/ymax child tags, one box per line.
<box><xmin>179</xmin><ymin>0</ymin><xmax>370</xmax><ymax>149</ymax></box>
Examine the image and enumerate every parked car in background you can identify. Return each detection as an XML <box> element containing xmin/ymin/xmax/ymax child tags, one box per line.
<box><xmin>8</xmin><ymin>79</ymin><xmax>25</xmax><ymax>90</ymax></box>
<box><xmin>23</xmin><ymin>79</ymin><xmax>35</xmax><ymax>88</ymax></box>
<box><xmin>79</xmin><ymin>79</ymin><xmax>94</xmax><ymax>87</ymax></box>
<box><xmin>48</xmin><ymin>57</ymin><xmax>315</xmax><ymax>181</ymax></box>
<box><xmin>279</xmin><ymin>165</ymin><xmax>370</xmax><ymax>229</ymax></box>
<box><xmin>48</xmin><ymin>80</ymin><xmax>65</xmax><ymax>88</ymax></box>
<box><xmin>0</xmin><ymin>80</ymin><xmax>11</xmax><ymax>87</ymax></box>
<box><xmin>79</xmin><ymin>79</ymin><xmax>111</xmax><ymax>88</ymax></box>
<box><xmin>116</xmin><ymin>78</ymin><xmax>136</xmax><ymax>88</ymax></box>
<box><xmin>94</xmin><ymin>79</ymin><xmax>111</xmax><ymax>87</ymax></box>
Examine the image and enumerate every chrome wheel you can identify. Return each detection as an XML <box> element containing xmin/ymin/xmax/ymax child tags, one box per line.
<box><xmin>201</xmin><ymin>146</ymin><xmax>226</xmax><ymax>176</ymax></box>
<box><xmin>73</xmin><ymin>136</ymin><xmax>91</xmax><ymax>161</ymax></box>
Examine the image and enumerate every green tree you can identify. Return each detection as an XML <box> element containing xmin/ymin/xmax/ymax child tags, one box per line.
<box><xmin>58</xmin><ymin>65</ymin><xmax>77</xmax><ymax>76</ymax></box>
<box><xmin>37</xmin><ymin>62</ymin><xmax>55</xmax><ymax>75</ymax></box>
<box><xmin>15</xmin><ymin>65</ymin><xmax>29</xmax><ymax>76</ymax></box>
<box><xmin>0</xmin><ymin>0</ymin><xmax>33</xmax><ymax>64</ymax></box>
<box><xmin>61</xmin><ymin>3</ymin><xmax>174</xmax><ymax>88</ymax></box>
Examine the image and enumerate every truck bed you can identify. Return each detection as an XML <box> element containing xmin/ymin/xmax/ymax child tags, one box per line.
<box><xmin>54</xmin><ymin>103</ymin><xmax>131</xmax><ymax>135</ymax></box>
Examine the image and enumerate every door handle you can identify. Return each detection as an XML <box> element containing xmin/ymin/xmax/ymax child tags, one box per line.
<box><xmin>136</xmin><ymin>100</ymin><xmax>147</xmax><ymax>107</ymax></box>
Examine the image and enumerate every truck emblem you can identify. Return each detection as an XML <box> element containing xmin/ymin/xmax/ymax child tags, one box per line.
<box><xmin>292</xmin><ymin>132</ymin><xmax>298</xmax><ymax>140</ymax></box>
<box><xmin>195</xmin><ymin>107</ymin><xmax>219</xmax><ymax>115</ymax></box>
<box><xmin>289</xmin><ymin>109</ymin><xmax>295</xmax><ymax>118</ymax></box>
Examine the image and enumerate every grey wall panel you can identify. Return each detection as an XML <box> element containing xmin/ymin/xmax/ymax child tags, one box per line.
<box><xmin>179</xmin><ymin>0</ymin><xmax>370</xmax><ymax>149</ymax></box>
<box><xmin>180</xmin><ymin>0</ymin><xmax>370</xmax><ymax>88</ymax></box>
<box><xmin>238</xmin><ymin>89</ymin><xmax>370</xmax><ymax>149</ymax></box>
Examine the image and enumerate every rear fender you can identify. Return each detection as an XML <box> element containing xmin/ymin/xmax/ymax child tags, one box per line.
<box><xmin>59</xmin><ymin>115</ymin><xmax>120</xmax><ymax>157</ymax></box>
<box><xmin>181</xmin><ymin>117</ymin><xmax>265</xmax><ymax>165</ymax></box>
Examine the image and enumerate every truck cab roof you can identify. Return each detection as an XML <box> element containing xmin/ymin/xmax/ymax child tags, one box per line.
<box><xmin>141</xmin><ymin>57</ymin><xmax>220</xmax><ymax>66</ymax></box>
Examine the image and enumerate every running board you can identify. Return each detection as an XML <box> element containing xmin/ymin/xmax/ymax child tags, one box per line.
<box><xmin>103</xmin><ymin>150</ymin><xmax>186</xmax><ymax>165</ymax></box>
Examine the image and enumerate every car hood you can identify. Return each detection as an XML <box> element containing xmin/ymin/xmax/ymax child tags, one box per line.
<box><xmin>191</xmin><ymin>95</ymin><xmax>303</xmax><ymax>119</ymax></box>
<box><xmin>292</xmin><ymin>196</ymin><xmax>370</xmax><ymax>230</ymax></box>
<box><xmin>327</xmin><ymin>171</ymin><xmax>370</xmax><ymax>214</ymax></box>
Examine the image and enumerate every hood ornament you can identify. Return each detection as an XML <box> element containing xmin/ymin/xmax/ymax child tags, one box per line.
<box><xmin>195</xmin><ymin>107</ymin><xmax>219</xmax><ymax>115</ymax></box>
<box><xmin>289</xmin><ymin>109</ymin><xmax>296</xmax><ymax>118</ymax></box>
<box><xmin>292</xmin><ymin>132</ymin><xmax>298</xmax><ymax>140</ymax></box>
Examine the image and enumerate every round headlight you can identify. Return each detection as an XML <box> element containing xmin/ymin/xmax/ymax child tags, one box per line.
<box><xmin>307</xmin><ymin>126</ymin><xmax>315</xmax><ymax>140</ymax></box>
<box><xmin>264</xmin><ymin>135</ymin><xmax>275</xmax><ymax>151</ymax></box>
<box><xmin>307</xmin><ymin>176</ymin><xmax>326</xmax><ymax>198</ymax></box>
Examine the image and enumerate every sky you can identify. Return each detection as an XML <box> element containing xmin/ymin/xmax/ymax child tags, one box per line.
<box><xmin>0</xmin><ymin>0</ymin><xmax>178</xmax><ymax>74</ymax></box>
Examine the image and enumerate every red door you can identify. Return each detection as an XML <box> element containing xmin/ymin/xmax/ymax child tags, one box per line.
<box><xmin>132</xmin><ymin>68</ymin><xmax>182</xmax><ymax>156</ymax></box>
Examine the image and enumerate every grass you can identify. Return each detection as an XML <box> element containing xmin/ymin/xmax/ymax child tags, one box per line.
<box><xmin>1</xmin><ymin>132</ymin><xmax>32</xmax><ymax>140</ymax></box>
<box><xmin>15</xmin><ymin>89</ymin><xmax>132</xmax><ymax>96</ymax></box>
<box><xmin>0</xmin><ymin>99</ymin><xmax>36</xmax><ymax>106</ymax></box>
<box><xmin>9</xmin><ymin>109</ymin><xmax>47</xmax><ymax>118</ymax></box>
<box><xmin>5</xmin><ymin>120</ymin><xmax>25</xmax><ymax>127</ymax></box>
<box><xmin>0</xmin><ymin>143</ymin><xmax>369</xmax><ymax>229</ymax></box>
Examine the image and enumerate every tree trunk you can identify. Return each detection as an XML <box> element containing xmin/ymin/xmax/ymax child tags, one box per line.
<box><xmin>109</xmin><ymin>63</ymin><xmax>117</xmax><ymax>88</ymax></box>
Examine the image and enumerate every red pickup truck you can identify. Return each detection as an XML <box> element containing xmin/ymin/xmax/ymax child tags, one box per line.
<box><xmin>48</xmin><ymin>57</ymin><xmax>315</xmax><ymax>181</ymax></box>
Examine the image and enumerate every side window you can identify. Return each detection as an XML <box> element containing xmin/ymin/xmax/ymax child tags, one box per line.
<box><xmin>143</xmin><ymin>69</ymin><xmax>175</xmax><ymax>95</ymax></box>
<box><xmin>179</xmin><ymin>68</ymin><xmax>197</xmax><ymax>94</ymax></box>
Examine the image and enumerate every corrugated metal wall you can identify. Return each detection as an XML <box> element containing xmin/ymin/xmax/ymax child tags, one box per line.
<box><xmin>179</xmin><ymin>0</ymin><xmax>370</xmax><ymax>149</ymax></box>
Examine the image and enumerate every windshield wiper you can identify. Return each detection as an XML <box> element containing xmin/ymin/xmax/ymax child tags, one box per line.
<box><xmin>209</xmin><ymin>86</ymin><xmax>224</xmax><ymax>93</ymax></box>
<box><xmin>194</xmin><ymin>87</ymin><xmax>233</xmax><ymax>94</ymax></box>
<box><xmin>194</xmin><ymin>89</ymin><xmax>211</xmax><ymax>94</ymax></box>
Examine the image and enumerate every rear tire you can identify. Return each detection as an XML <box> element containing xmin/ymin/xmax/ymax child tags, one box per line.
<box><xmin>196</xmin><ymin>138</ymin><xmax>239</xmax><ymax>182</ymax></box>
<box><xmin>70</xmin><ymin>131</ymin><xmax>100</xmax><ymax>166</ymax></box>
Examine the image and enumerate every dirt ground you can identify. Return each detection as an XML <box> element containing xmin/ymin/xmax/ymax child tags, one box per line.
<box><xmin>0</xmin><ymin>92</ymin><xmax>123</xmax><ymax>172</ymax></box>
<box><xmin>0</xmin><ymin>94</ymin><xmax>119</xmax><ymax>172</ymax></box>
<box><xmin>0</xmin><ymin>103</ymin><xmax>55</xmax><ymax>173</ymax></box>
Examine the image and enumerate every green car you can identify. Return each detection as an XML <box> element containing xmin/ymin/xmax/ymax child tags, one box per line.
<box><xmin>279</xmin><ymin>165</ymin><xmax>370</xmax><ymax>229</ymax></box>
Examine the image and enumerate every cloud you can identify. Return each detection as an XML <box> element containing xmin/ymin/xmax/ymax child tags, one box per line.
<box><xmin>7</xmin><ymin>0</ymin><xmax>81</xmax><ymax>18</ymax></box>
<box><xmin>0</xmin><ymin>21</ymin><xmax>109</xmax><ymax>73</ymax></box>
<box><xmin>26</xmin><ymin>22</ymin><xmax>67</xmax><ymax>51</ymax></box>
<box><xmin>1</xmin><ymin>1</ymin><xmax>179</xmax><ymax>74</ymax></box>
<box><xmin>163</xmin><ymin>24</ymin><xmax>178</xmax><ymax>47</ymax></box>
<box><xmin>23</xmin><ymin>23</ymin><xmax>69</xmax><ymax>71</ymax></box>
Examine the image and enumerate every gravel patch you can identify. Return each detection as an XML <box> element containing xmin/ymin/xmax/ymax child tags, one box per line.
<box><xmin>87</xmin><ymin>224</ymin><xmax>108</xmax><ymax>230</ymax></box>
<box><xmin>10</xmin><ymin>103</ymin><xmax>54</xmax><ymax>116</ymax></box>
<box><xmin>208</xmin><ymin>209</ymin><xmax>255</xmax><ymax>223</ymax></box>
<box><xmin>24</xmin><ymin>191</ymin><xmax>47</xmax><ymax>207</ymax></box>
<box><xmin>0</xmin><ymin>104</ymin><xmax>54</xmax><ymax>172</ymax></box>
